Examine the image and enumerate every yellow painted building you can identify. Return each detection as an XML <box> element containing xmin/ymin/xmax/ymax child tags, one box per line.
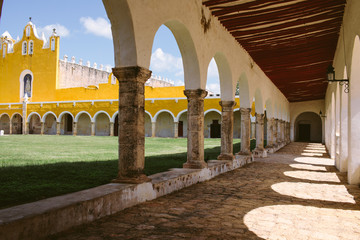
<box><xmin>0</xmin><ymin>22</ymin><xmax>249</xmax><ymax>138</ymax></box>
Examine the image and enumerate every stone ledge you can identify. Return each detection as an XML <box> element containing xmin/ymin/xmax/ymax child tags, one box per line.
<box><xmin>0</xmin><ymin>156</ymin><xmax>250</xmax><ymax>240</ymax></box>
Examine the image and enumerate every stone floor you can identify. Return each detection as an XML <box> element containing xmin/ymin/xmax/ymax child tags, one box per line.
<box><xmin>51</xmin><ymin>142</ymin><xmax>360</xmax><ymax>240</ymax></box>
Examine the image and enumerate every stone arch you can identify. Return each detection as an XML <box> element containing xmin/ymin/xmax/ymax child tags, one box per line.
<box><xmin>11</xmin><ymin>113</ymin><xmax>23</xmax><ymax>134</ymax></box>
<box><xmin>112</xmin><ymin>111</ymin><xmax>119</xmax><ymax>137</ymax></box>
<box><xmin>75</xmin><ymin>111</ymin><xmax>93</xmax><ymax>122</ymax></box>
<box><xmin>111</xmin><ymin>111</ymin><xmax>119</xmax><ymax>123</ymax></box>
<box><xmin>154</xmin><ymin>110</ymin><xmax>176</xmax><ymax>122</ymax></box>
<box><xmin>212</xmin><ymin>52</ymin><xmax>233</xmax><ymax>100</ymax></box>
<box><xmin>238</xmin><ymin>73</ymin><xmax>251</xmax><ymax>108</ymax></box>
<box><xmin>176</xmin><ymin>109</ymin><xmax>188</xmax><ymax>137</ymax></box>
<box><xmin>204</xmin><ymin>109</ymin><xmax>221</xmax><ymax>138</ymax></box>
<box><xmin>28</xmin><ymin>112</ymin><xmax>41</xmax><ymax>134</ymax></box>
<box><xmin>254</xmin><ymin>88</ymin><xmax>264</xmax><ymax>114</ymax></box>
<box><xmin>265</xmin><ymin>99</ymin><xmax>273</xmax><ymax>119</ymax></box>
<box><xmin>144</xmin><ymin>111</ymin><xmax>152</xmax><ymax>137</ymax></box>
<box><xmin>43</xmin><ymin>112</ymin><xmax>57</xmax><ymax>135</ymax></box>
<box><xmin>0</xmin><ymin>113</ymin><xmax>10</xmax><ymax>134</ymax></box>
<box><xmin>59</xmin><ymin>111</ymin><xmax>74</xmax><ymax>135</ymax></box>
<box><xmin>155</xmin><ymin>111</ymin><xmax>175</xmax><ymax>137</ymax></box>
<box><xmin>76</xmin><ymin>112</ymin><xmax>92</xmax><ymax>136</ymax></box>
<box><xmin>95</xmin><ymin>111</ymin><xmax>111</xmax><ymax>136</ymax></box>
<box><xmin>294</xmin><ymin>112</ymin><xmax>322</xmax><ymax>143</ymax></box>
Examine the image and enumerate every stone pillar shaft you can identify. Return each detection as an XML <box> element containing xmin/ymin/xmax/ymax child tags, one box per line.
<box><xmin>174</xmin><ymin>122</ymin><xmax>178</xmax><ymax>138</ymax></box>
<box><xmin>56</xmin><ymin>122</ymin><xmax>61</xmax><ymax>135</ymax></box>
<box><xmin>183</xmin><ymin>89</ymin><xmax>208</xmax><ymax>169</ymax></box>
<box><xmin>25</xmin><ymin>122</ymin><xmax>30</xmax><ymax>135</ymax></box>
<box><xmin>73</xmin><ymin>122</ymin><xmax>77</xmax><ymax>136</ymax></box>
<box><xmin>151</xmin><ymin>122</ymin><xmax>156</xmax><ymax>137</ymax></box>
<box><xmin>91</xmin><ymin>122</ymin><xmax>95</xmax><ymax>136</ymax></box>
<box><xmin>239</xmin><ymin>108</ymin><xmax>251</xmax><ymax>155</ymax></box>
<box><xmin>256</xmin><ymin>113</ymin><xmax>264</xmax><ymax>149</ymax></box>
<box><xmin>218</xmin><ymin>101</ymin><xmax>236</xmax><ymax>160</ymax></box>
<box><xmin>110</xmin><ymin>122</ymin><xmax>114</xmax><ymax>137</ymax></box>
<box><xmin>267</xmin><ymin>118</ymin><xmax>275</xmax><ymax>147</ymax></box>
<box><xmin>112</xmin><ymin>66</ymin><xmax>151</xmax><ymax>183</ymax></box>
<box><xmin>40</xmin><ymin>122</ymin><xmax>44</xmax><ymax>135</ymax></box>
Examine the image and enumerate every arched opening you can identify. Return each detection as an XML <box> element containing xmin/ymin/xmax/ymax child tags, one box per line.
<box><xmin>95</xmin><ymin>113</ymin><xmax>110</xmax><ymax>136</ymax></box>
<box><xmin>295</xmin><ymin>112</ymin><xmax>322</xmax><ymax>142</ymax></box>
<box><xmin>0</xmin><ymin>114</ymin><xmax>10</xmax><ymax>134</ymax></box>
<box><xmin>60</xmin><ymin>113</ymin><xmax>73</xmax><ymax>135</ymax></box>
<box><xmin>264</xmin><ymin>111</ymin><xmax>268</xmax><ymax>147</ymax></box>
<box><xmin>233</xmin><ymin>109</ymin><xmax>241</xmax><ymax>138</ymax></box>
<box><xmin>44</xmin><ymin>113</ymin><xmax>57</xmax><ymax>135</ymax></box>
<box><xmin>114</xmin><ymin>114</ymin><xmax>119</xmax><ymax>137</ymax></box>
<box><xmin>204</xmin><ymin>110</ymin><xmax>221</xmax><ymax>138</ymax></box>
<box><xmin>29</xmin><ymin>114</ymin><xmax>41</xmax><ymax>134</ymax></box>
<box><xmin>177</xmin><ymin>111</ymin><xmax>188</xmax><ymax>138</ymax></box>
<box><xmin>206</xmin><ymin>58</ymin><xmax>221</xmax><ymax>96</ymax></box>
<box><xmin>155</xmin><ymin>112</ymin><xmax>174</xmax><ymax>137</ymax></box>
<box><xmin>144</xmin><ymin>113</ymin><xmax>152</xmax><ymax>137</ymax></box>
<box><xmin>11</xmin><ymin>114</ymin><xmax>23</xmax><ymax>134</ymax></box>
<box><xmin>77</xmin><ymin>113</ymin><xmax>91</xmax><ymax>136</ymax></box>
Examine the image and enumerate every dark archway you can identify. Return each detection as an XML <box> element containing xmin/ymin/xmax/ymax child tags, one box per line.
<box><xmin>295</xmin><ymin>112</ymin><xmax>322</xmax><ymax>142</ymax></box>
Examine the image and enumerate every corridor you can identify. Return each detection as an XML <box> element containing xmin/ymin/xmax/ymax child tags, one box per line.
<box><xmin>53</xmin><ymin>143</ymin><xmax>360</xmax><ymax>240</ymax></box>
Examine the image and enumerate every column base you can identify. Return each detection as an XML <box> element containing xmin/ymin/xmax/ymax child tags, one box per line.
<box><xmin>217</xmin><ymin>153</ymin><xmax>234</xmax><ymax>161</ymax></box>
<box><xmin>265</xmin><ymin>145</ymin><xmax>275</xmax><ymax>154</ymax></box>
<box><xmin>112</xmin><ymin>174</ymin><xmax>151</xmax><ymax>184</ymax></box>
<box><xmin>235</xmin><ymin>153</ymin><xmax>254</xmax><ymax>164</ymax></box>
<box><xmin>253</xmin><ymin>148</ymin><xmax>267</xmax><ymax>158</ymax></box>
<box><xmin>183</xmin><ymin>161</ymin><xmax>207</xmax><ymax>169</ymax></box>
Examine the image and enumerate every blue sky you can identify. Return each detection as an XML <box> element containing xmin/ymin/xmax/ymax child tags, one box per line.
<box><xmin>0</xmin><ymin>0</ymin><xmax>220</xmax><ymax>93</ymax></box>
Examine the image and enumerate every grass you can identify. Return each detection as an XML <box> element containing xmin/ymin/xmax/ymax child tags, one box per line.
<box><xmin>0</xmin><ymin>135</ymin><xmax>251</xmax><ymax>209</ymax></box>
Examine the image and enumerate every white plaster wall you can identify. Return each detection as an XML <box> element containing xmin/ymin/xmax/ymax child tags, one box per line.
<box><xmin>155</xmin><ymin>112</ymin><xmax>174</xmax><ymax>137</ymax></box>
<box><xmin>0</xmin><ymin>114</ymin><xmax>10</xmax><ymax>134</ymax></box>
<box><xmin>289</xmin><ymin>100</ymin><xmax>325</xmax><ymax>142</ymax></box>
<box><xmin>77</xmin><ymin>114</ymin><xmax>91</xmax><ymax>136</ymax></box>
<box><xmin>95</xmin><ymin>113</ymin><xmax>110</xmax><ymax>136</ymax></box>
<box><xmin>204</xmin><ymin>111</ymin><xmax>221</xmax><ymax>138</ymax></box>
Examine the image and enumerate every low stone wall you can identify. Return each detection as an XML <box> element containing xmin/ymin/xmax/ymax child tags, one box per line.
<box><xmin>0</xmin><ymin>155</ymin><xmax>252</xmax><ymax>240</ymax></box>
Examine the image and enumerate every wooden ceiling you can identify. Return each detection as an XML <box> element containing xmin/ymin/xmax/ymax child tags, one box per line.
<box><xmin>202</xmin><ymin>0</ymin><xmax>346</xmax><ymax>102</ymax></box>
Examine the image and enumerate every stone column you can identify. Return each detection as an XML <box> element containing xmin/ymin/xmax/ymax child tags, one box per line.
<box><xmin>9</xmin><ymin>121</ymin><xmax>12</xmax><ymax>135</ymax></box>
<box><xmin>73</xmin><ymin>122</ymin><xmax>77</xmax><ymax>136</ymax></box>
<box><xmin>217</xmin><ymin>101</ymin><xmax>236</xmax><ymax>160</ymax></box>
<box><xmin>40</xmin><ymin>122</ymin><xmax>44</xmax><ymax>135</ymax></box>
<box><xmin>253</xmin><ymin>113</ymin><xmax>267</xmax><ymax>157</ymax></box>
<box><xmin>110</xmin><ymin>122</ymin><xmax>114</xmax><ymax>137</ymax></box>
<box><xmin>56</xmin><ymin>122</ymin><xmax>61</xmax><ymax>135</ymax></box>
<box><xmin>25</xmin><ymin>122</ymin><xmax>30</xmax><ymax>134</ymax></box>
<box><xmin>22</xmin><ymin>101</ymin><xmax>27</xmax><ymax>135</ymax></box>
<box><xmin>91</xmin><ymin>122</ymin><xmax>95</xmax><ymax>136</ymax></box>
<box><xmin>151</xmin><ymin>122</ymin><xmax>156</xmax><ymax>137</ymax></box>
<box><xmin>276</xmin><ymin>119</ymin><xmax>282</xmax><ymax>146</ymax></box>
<box><xmin>174</xmin><ymin>122</ymin><xmax>178</xmax><ymax>138</ymax></box>
<box><xmin>281</xmin><ymin>120</ymin><xmax>285</xmax><ymax>144</ymax></box>
<box><xmin>112</xmin><ymin>66</ymin><xmax>151</xmax><ymax>183</ymax></box>
<box><xmin>265</xmin><ymin>118</ymin><xmax>275</xmax><ymax>153</ymax></box>
<box><xmin>183</xmin><ymin>89</ymin><xmax>208</xmax><ymax>169</ymax></box>
<box><xmin>238</xmin><ymin>108</ymin><xmax>251</xmax><ymax>155</ymax></box>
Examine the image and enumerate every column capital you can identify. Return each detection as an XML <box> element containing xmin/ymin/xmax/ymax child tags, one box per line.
<box><xmin>183</xmin><ymin>89</ymin><xmax>207</xmax><ymax>100</ymax></box>
<box><xmin>112</xmin><ymin>66</ymin><xmax>151</xmax><ymax>84</ymax></box>
<box><xmin>240</xmin><ymin>107</ymin><xmax>251</xmax><ymax>115</ymax></box>
<box><xmin>219</xmin><ymin>101</ymin><xmax>236</xmax><ymax>112</ymax></box>
<box><xmin>255</xmin><ymin>113</ymin><xmax>265</xmax><ymax>124</ymax></box>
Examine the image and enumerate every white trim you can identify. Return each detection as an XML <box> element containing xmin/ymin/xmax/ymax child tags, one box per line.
<box><xmin>58</xmin><ymin>111</ymin><xmax>74</xmax><ymax>123</ymax></box>
<box><xmin>42</xmin><ymin>111</ymin><xmax>57</xmax><ymax>122</ymax></box>
<box><xmin>111</xmin><ymin>111</ymin><xmax>118</xmax><ymax>123</ymax></box>
<box><xmin>93</xmin><ymin>111</ymin><xmax>111</xmax><ymax>122</ymax></box>
<box><xmin>233</xmin><ymin>108</ymin><xmax>240</xmax><ymax>112</ymax></box>
<box><xmin>75</xmin><ymin>111</ymin><xmax>93</xmax><ymax>122</ymax></box>
<box><xmin>154</xmin><ymin>109</ymin><xmax>176</xmax><ymax>122</ymax></box>
<box><xmin>27</xmin><ymin>112</ymin><xmax>41</xmax><ymax>123</ymax></box>
<box><xmin>0</xmin><ymin>113</ymin><xmax>11</xmax><ymax>120</ymax></box>
<box><xmin>22</xmin><ymin>41</ymin><xmax>27</xmax><ymax>55</ymax></box>
<box><xmin>29</xmin><ymin>40</ymin><xmax>34</xmax><ymax>55</ymax></box>
<box><xmin>10</xmin><ymin>113</ymin><xmax>22</xmax><ymax>122</ymax></box>
<box><xmin>144</xmin><ymin>110</ymin><xmax>153</xmax><ymax>122</ymax></box>
<box><xmin>19</xmin><ymin>69</ymin><xmax>34</xmax><ymax>102</ymax></box>
<box><xmin>204</xmin><ymin>109</ymin><xmax>222</xmax><ymax>116</ymax></box>
<box><xmin>175</xmin><ymin>109</ymin><xmax>188</xmax><ymax>122</ymax></box>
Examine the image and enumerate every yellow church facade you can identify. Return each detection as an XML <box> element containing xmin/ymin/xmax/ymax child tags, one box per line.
<box><xmin>0</xmin><ymin>22</ymin><xmax>251</xmax><ymax>138</ymax></box>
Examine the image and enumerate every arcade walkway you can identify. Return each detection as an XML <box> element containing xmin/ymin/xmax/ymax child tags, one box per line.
<box><xmin>52</xmin><ymin>143</ymin><xmax>360</xmax><ymax>240</ymax></box>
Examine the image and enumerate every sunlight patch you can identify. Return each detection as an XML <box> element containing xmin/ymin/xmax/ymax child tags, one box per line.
<box><xmin>289</xmin><ymin>164</ymin><xmax>327</xmax><ymax>171</ymax></box>
<box><xmin>294</xmin><ymin>157</ymin><xmax>334</xmax><ymax>166</ymax></box>
<box><xmin>284</xmin><ymin>171</ymin><xmax>340</xmax><ymax>182</ymax></box>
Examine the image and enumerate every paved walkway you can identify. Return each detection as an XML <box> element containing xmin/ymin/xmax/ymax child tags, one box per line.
<box><xmin>51</xmin><ymin>143</ymin><xmax>360</xmax><ymax>240</ymax></box>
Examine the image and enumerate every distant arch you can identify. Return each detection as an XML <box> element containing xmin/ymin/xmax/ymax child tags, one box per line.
<box><xmin>294</xmin><ymin>112</ymin><xmax>322</xmax><ymax>142</ymax></box>
<box><xmin>238</xmin><ymin>73</ymin><xmax>251</xmax><ymax>108</ymax></box>
<box><xmin>154</xmin><ymin>109</ymin><xmax>176</xmax><ymax>122</ymax></box>
<box><xmin>254</xmin><ymin>88</ymin><xmax>264</xmax><ymax>113</ymax></box>
<box><xmin>75</xmin><ymin>111</ymin><xmax>93</xmax><ymax>122</ymax></box>
<box><xmin>0</xmin><ymin>113</ymin><xmax>11</xmax><ymax>134</ymax></box>
<box><xmin>42</xmin><ymin>111</ymin><xmax>57</xmax><ymax>122</ymax></box>
<box><xmin>175</xmin><ymin>109</ymin><xmax>188</xmax><ymax>122</ymax></box>
<box><xmin>58</xmin><ymin>111</ymin><xmax>74</xmax><ymax>123</ymax></box>
<box><xmin>11</xmin><ymin>113</ymin><xmax>23</xmax><ymax>134</ymax></box>
<box><xmin>94</xmin><ymin>111</ymin><xmax>111</xmax><ymax>122</ymax></box>
<box><xmin>213</xmin><ymin>52</ymin><xmax>233</xmax><ymax>101</ymax></box>
<box><xmin>27</xmin><ymin>112</ymin><xmax>41</xmax><ymax>123</ymax></box>
<box><xmin>95</xmin><ymin>111</ymin><xmax>111</xmax><ymax>136</ymax></box>
<box><xmin>111</xmin><ymin>111</ymin><xmax>119</xmax><ymax>123</ymax></box>
<box><xmin>204</xmin><ymin>109</ymin><xmax>222</xmax><ymax>116</ymax></box>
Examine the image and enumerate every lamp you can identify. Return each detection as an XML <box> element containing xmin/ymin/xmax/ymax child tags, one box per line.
<box><xmin>326</xmin><ymin>65</ymin><xmax>349</xmax><ymax>93</ymax></box>
<box><xmin>319</xmin><ymin>110</ymin><xmax>326</xmax><ymax>118</ymax></box>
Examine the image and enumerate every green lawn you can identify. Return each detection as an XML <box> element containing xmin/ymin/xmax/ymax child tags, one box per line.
<box><xmin>0</xmin><ymin>135</ymin><xmax>247</xmax><ymax>209</ymax></box>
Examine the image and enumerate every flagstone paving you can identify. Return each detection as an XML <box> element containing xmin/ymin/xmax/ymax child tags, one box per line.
<box><xmin>51</xmin><ymin>142</ymin><xmax>360</xmax><ymax>240</ymax></box>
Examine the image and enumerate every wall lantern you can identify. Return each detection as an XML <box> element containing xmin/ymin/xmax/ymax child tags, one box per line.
<box><xmin>326</xmin><ymin>65</ymin><xmax>349</xmax><ymax>93</ymax></box>
<box><xmin>319</xmin><ymin>110</ymin><xmax>326</xmax><ymax>118</ymax></box>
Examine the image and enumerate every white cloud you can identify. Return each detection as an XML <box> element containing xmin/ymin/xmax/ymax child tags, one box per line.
<box><xmin>150</xmin><ymin>48</ymin><xmax>183</xmax><ymax>73</ymax></box>
<box><xmin>80</xmin><ymin>17</ymin><xmax>112</xmax><ymax>39</ymax></box>
<box><xmin>174</xmin><ymin>79</ymin><xmax>184</xmax><ymax>86</ymax></box>
<box><xmin>37</xmin><ymin>24</ymin><xmax>70</xmax><ymax>38</ymax></box>
<box><xmin>206</xmin><ymin>83</ymin><xmax>220</xmax><ymax>94</ymax></box>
